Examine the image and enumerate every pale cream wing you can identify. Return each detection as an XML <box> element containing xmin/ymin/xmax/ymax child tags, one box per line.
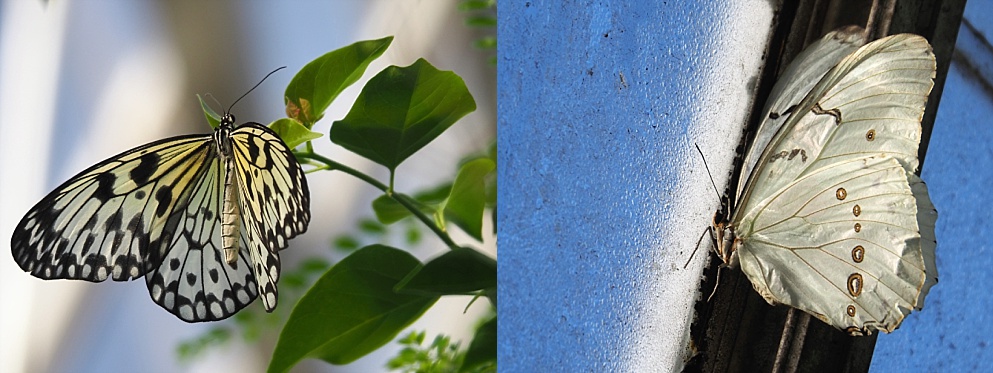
<box><xmin>737</xmin><ymin>26</ymin><xmax>866</xmax><ymax>201</ymax></box>
<box><xmin>736</xmin><ymin>156</ymin><xmax>934</xmax><ymax>334</ymax></box>
<box><xmin>735</xmin><ymin>33</ymin><xmax>935</xmax><ymax>223</ymax></box>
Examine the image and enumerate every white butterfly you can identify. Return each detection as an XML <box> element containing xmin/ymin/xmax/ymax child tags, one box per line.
<box><xmin>712</xmin><ymin>26</ymin><xmax>938</xmax><ymax>335</ymax></box>
<box><xmin>11</xmin><ymin>112</ymin><xmax>310</xmax><ymax>322</ymax></box>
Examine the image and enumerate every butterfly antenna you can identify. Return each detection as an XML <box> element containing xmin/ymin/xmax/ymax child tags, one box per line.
<box><xmin>226</xmin><ymin>66</ymin><xmax>287</xmax><ymax>113</ymax></box>
<box><xmin>684</xmin><ymin>226</ymin><xmax>711</xmax><ymax>269</ymax></box>
<box><xmin>695</xmin><ymin>143</ymin><xmax>722</xmax><ymax>201</ymax></box>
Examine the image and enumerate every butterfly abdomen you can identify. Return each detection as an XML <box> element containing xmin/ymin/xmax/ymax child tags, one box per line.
<box><xmin>214</xmin><ymin>124</ymin><xmax>242</xmax><ymax>265</ymax></box>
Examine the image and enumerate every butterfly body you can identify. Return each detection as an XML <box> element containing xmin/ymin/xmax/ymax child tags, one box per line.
<box><xmin>713</xmin><ymin>27</ymin><xmax>938</xmax><ymax>335</ymax></box>
<box><xmin>11</xmin><ymin>113</ymin><xmax>310</xmax><ymax>322</ymax></box>
<box><xmin>215</xmin><ymin>116</ymin><xmax>244</xmax><ymax>265</ymax></box>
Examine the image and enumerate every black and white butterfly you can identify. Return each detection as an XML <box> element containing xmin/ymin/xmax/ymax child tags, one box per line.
<box><xmin>11</xmin><ymin>107</ymin><xmax>310</xmax><ymax>322</ymax></box>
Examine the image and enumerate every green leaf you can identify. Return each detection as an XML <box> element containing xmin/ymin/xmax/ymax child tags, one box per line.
<box><xmin>268</xmin><ymin>118</ymin><xmax>323</xmax><ymax>148</ymax></box>
<box><xmin>268</xmin><ymin>245</ymin><xmax>438</xmax><ymax>372</ymax></box>
<box><xmin>371</xmin><ymin>194</ymin><xmax>409</xmax><ymax>224</ymax></box>
<box><xmin>197</xmin><ymin>94</ymin><xmax>222</xmax><ymax>129</ymax></box>
<box><xmin>465</xmin><ymin>16</ymin><xmax>497</xmax><ymax>27</ymax></box>
<box><xmin>357</xmin><ymin>218</ymin><xmax>386</xmax><ymax>235</ymax></box>
<box><xmin>284</xmin><ymin>37</ymin><xmax>393</xmax><ymax>126</ymax></box>
<box><xmin>405</xmin><ymin>224</ymin><xmax>422</xmax><ymax>245</ymax></box>
<box><xmin>299</xmin><ymin>257</ymin><xmax>332</xmax><ymax>274</ymax></box>
<box><xmin>371</xmin><ymin>192</ymin><xmax>443</xmax><ymax>225</ymax></box>
<box><xmin>443</xmin><ymin>158</ymin><xmax>495</xmax><ymax>240</ymax></box>
<box><xmin>333</xmin><ymin>235</ymin><xmax>360</xmax><ymax>251</ymax></box>
<box><xmin>473</xmin><ymin>36</ymin><xmax>497</xmax><ymax>49</ymax></box>
<box><xmin>415</xmin><ymin>183</ymin><xmax>453</xmax><ymax>204</ymax></box>
<box><xmin>461</xmin><ymin>316</ymin><xmax>497</xmax><ymax>372</ymax></box>
<box><xmin>329</xmin><ymin>58</ymin><xmax>476</xmax><ymax>172</ymax></box>
<box><xmin>458</xmin><ymin>0</ymin><xmax>494</xmax><ymax>11</ymax></box>
<box><xmin>395</xmin><ymin>247</ymin><xmax>496</xmax><ymax>296</ymax></box>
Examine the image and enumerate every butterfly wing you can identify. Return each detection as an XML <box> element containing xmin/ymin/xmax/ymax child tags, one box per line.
<box><xmin>736</xmin><ymin>156</ymin><xmax>936</xmax><ymax>333</ymax></box>
<box><xmin>228</xmin><ymin>123</ymin><xmax>311</xmax><ymax>311</ymax></box>
<box><xmin>11</xmin><ymin>135</ymin><xmax>214</xmax><ymax>282</ymax></box>
<box><xmin>736</xmin><ymin>26</ymin><xmax>866</xmax><ymax>201</ymax></box>
<box><xmin>731</xmin><ymin>32</ymin><xmax>938</xmax><ymax>334</ymax></box>
<box><xmin>144</xmin><ymin>147</ymin><xmax>260</xmax><ymax>322</ymax></box>
<box><xmin>11</xmin><ymin>131</ymin><xmax>283</xmax><ymax>322</ymax></box>
<box><xmin>735</xmin><ymin>33</ymin><xmax>935</xmax><ymax>219</ymax></box>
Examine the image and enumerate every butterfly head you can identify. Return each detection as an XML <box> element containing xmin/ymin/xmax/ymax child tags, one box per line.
<box><xmin>220</xmin><ymin>113</ymin><xmax>237</xmax><ymax>129</ymax></box>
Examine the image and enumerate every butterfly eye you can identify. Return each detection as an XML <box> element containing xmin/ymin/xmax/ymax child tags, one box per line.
<box><xmin>847</xmin><ymin>305</ymin><xmax>857</xmax><ymax>317</ymax></box>
<box><xmin>852</xmin><ymin>204</ymin><xmax>862</xmax><ymax>217</ymax></box>
<box><xmin>853</xmin><ymin>222</ymin><xmax>861</xmax><ymax>233</ymax></box>
<box><xmin>866</xmin><ymin>129</ymin><xmax>876</xmax><ymax>141</ymax></box>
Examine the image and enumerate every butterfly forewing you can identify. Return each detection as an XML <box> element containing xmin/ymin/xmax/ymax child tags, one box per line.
<box><xmin>737</xmin><ymin>27</ymin><xmax>866</xmax><ymax>201</ymax></box>
<box><xmin>737</xmin><ymin>33</ymin><xmax>935</xmax><ymax>221</ymax></box>
<box><xmin>11</xmin><ymin>135</ymin><xmax>213</xmax><ymax>282</ymax></box>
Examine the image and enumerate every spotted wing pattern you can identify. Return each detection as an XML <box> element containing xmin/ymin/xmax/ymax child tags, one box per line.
<box><xmin>144</xmin><ymin>148</ymin><xmax>259</xmax><ymax>322</ymax></box>
<box><xmin>12</xmin><ymin>120</ymin><xmax>310</xmax><ymax>322</ymax></box>
<box><xmin>228</xmin><ymin>123</ymin><xmax>311</xmax><ymax>311</ymax></box>
<box><xmin>11</xmin><ymin>135</ymin><xmax>214</xmax><ymax>283</ymax></box>
<box><xmin>725</xmin><ymin>32</ymin><xmax>937</xmax><ymax>335</ymax></box>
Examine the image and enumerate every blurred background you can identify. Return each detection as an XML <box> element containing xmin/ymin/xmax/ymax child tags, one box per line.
<box><xmin>0</xmin><ymin>1</ymin><xmax>495</xmax><ymax>372</ymax></box>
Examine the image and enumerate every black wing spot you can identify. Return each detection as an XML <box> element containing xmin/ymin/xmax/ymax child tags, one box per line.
<box><xmin>93</xmin><ymin>173</ymin><xmax>117</xmax><ymax>202</ymax></box>
<box><xmin>209</xmin><ymin>269</ymin><xmax>219</xmax><ymax>283</ymax></box>
<box><xmin>128</xmin><ymin>214</ymin><xmax>143</xmax><ymax>234</ymax></box>
<box><xmin>170</xmin><ymin>258</ymin><xmax>181</xmax><ymax>270</ymax></box>
<box><xmin>135</xmin><ymin>190</ymin><xmax>146</xmax><ymax>200</ymax></box>
<box><xmin>248</xmin><ymin>139</ymin><xmax>261</xmax><ymax>162</ymax></box>
<box><xmin>130</xmin><ymin>152</ymin><xmax>161</xmax><ymax>185</ymax></box>
<box><xmin>83</xmin><ymin>234</ymin><xmax>96</xmax><ymax>251</ymax></box>
<box><xmin>200</xmin><ymin>207</ymin><xmax>214</xmax><ymax>220</ymax></box>
<box><xmin>213</xmin><ymin>248</ymin><xmax>224</xmax><ymax>263</ymax></box>
<box><xmin>154</xmin><ymin>185</ymin><xmax>173</xmax><ymax>217</ymax></box>
<box><xmin>105</xmin><ymin>209</ymin><xmax>123</xmax><ymax>231</ymax></box>
<box><xmin>186</xmin><ymin>273</ymin><xmax>197</xmax><ymax>286</ymax></box>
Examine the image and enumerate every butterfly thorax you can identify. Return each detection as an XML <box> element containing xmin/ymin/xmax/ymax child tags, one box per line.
<box><xmin>713</xmin><ymin>221</ymin><xmax>741</xmax><ymax>268</ymax></box>
<box><xmin>216</xmin><ymin>114</ymin><xmax>242</xmax><ymax>264</ymax></box>
<box><xmin>711</xmin><ymin>195</ymin><xmax>741</xmax><ymax>268</ymax></box>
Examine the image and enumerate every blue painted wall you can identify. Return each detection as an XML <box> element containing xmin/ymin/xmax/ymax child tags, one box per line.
<box><xmin>498</xmin><ymin>0</ymin><xmax>993</xmax><ymax>371</ymax></box>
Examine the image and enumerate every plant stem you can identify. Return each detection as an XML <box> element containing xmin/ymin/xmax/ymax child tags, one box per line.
<box><xmin>297</xmin><ymin>152</ymin><xmax>459</xmax><ymax>250</ymax></box>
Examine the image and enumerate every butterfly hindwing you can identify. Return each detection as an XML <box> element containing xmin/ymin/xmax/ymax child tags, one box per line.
<box><xmin>229</xmin><ymin>123</ymin><xmax>311</xmax><ymax>311</ymax></box>
<box><xmin>738</xmin><ymin>156</ymin><xmax>930</xmax><ymax>332</ymax></box>
<box><xmin>144</xmin><ymin>147</ymin><xmax>259</xmax><ymax>322</ymax></box>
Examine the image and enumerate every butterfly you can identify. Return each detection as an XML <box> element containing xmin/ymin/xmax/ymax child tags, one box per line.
<box><xmin>711</xmin><ymin>26</ymin><xmax>938</xmax><ymax>335</ymax></box>
<box><xmin>10</xmin><ymin>108</ymin><xmax>310</xmax><ymax>322</ymax></box>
